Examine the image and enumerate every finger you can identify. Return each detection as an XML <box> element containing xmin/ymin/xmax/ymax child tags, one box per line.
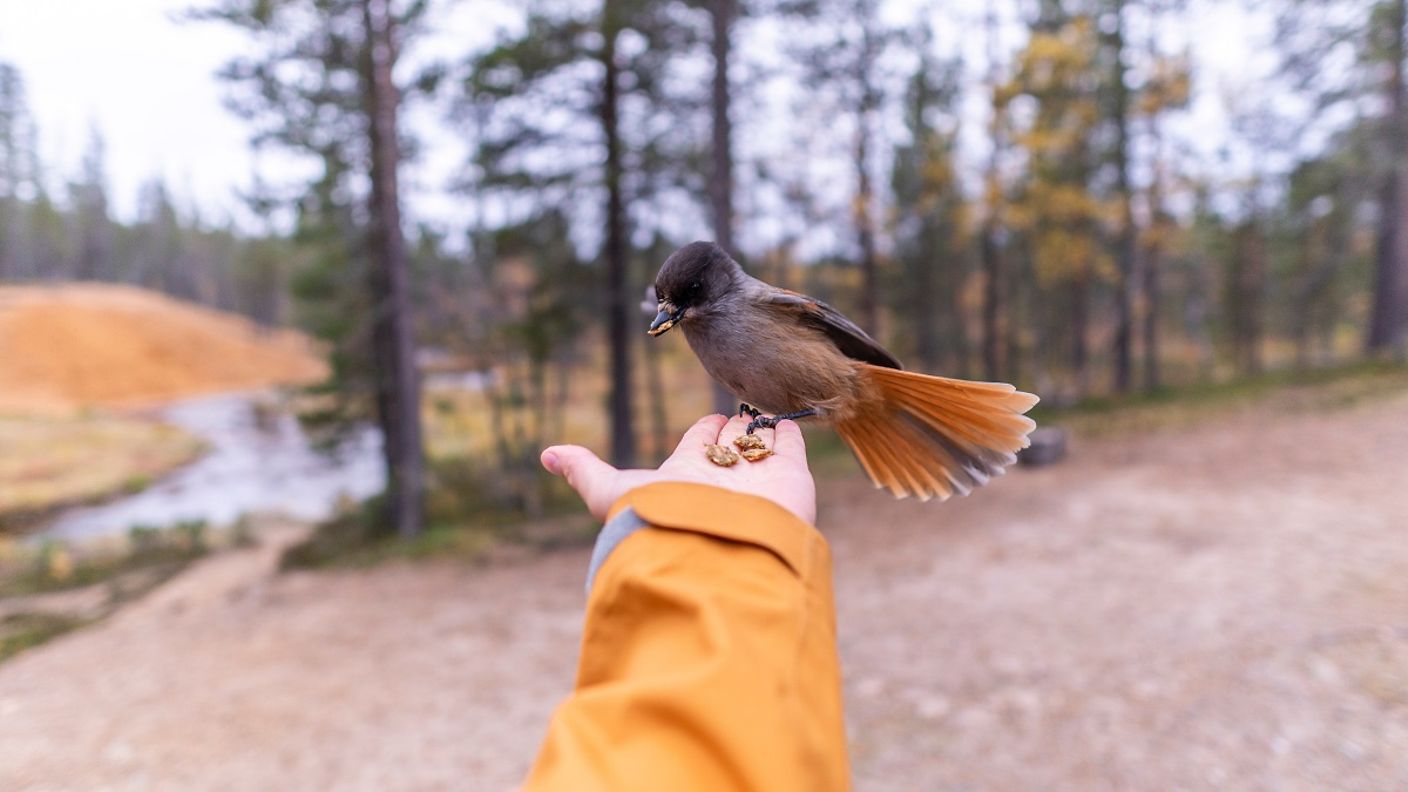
<box><xmin>670</xmin><ymin>414</ymin><xmax>728</xmax><ymax>456</ymax></box>
<box><xmin>772</xmin><ymin>419</ymin><xmax>808</xmax><ymax>463</ymax></box>
<box><xmin>541</xmin><ymin>445</ymin><xmax>617</xmax><ymax>515</ymax></box>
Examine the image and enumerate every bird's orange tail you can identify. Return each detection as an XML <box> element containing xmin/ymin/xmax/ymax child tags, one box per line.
<box><xmin>834</xmin><ymin>365</ymin><xmax>1039</xmax><ymax>501</ymax></box>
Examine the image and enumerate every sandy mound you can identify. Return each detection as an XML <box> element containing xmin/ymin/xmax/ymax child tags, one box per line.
<box><xmin>0</xmin><ymin>284</ymin><xmax>327</xmax><ymax>412</ymax></box>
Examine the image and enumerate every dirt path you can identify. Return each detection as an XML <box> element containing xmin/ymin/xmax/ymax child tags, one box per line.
<box><xmin>3</xmin><ymin>394</ymin><xmax>1407</xmax><ymax>791</ymax></box>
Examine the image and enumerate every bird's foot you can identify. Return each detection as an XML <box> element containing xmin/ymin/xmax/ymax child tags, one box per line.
<box><xmin>744</xmin><ymin>408</ymin><xmax>817</xmax><ymax>435</ymax></box>
<box><xmin>744</xmin><ymin>415</ymin><xmax>777</xmax><ymax>435</ymax></box>
<box><xmin>738</xmin><ymin>403</ymin><xmax>762</xmax><ymax>419</ymax></box>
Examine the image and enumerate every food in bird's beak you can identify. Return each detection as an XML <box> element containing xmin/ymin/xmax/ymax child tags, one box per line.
<box><xmin>704</xmin><ymin>443</ymin><xmax>740</xmax><ymax>467</ymax></box>
<box><xmin>647</xmin><ymin>303</ymin><xmax>683</xmax><ymax>336</ymax></box>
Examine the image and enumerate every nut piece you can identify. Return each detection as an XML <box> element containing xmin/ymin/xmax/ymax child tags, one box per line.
<box><xmin>732</xmin><ymin>434</ymin><xmax>767</xmax><ymax>451</ymax></box>
<box><xmin>704</xmin><ymin>443</ymin><xmax>740</xmax><ymax>467</ymax></box>
<box><xmin>740</xmin><ymin>447</ymin><xmax>774</xmax><ymax>462</ymax></box>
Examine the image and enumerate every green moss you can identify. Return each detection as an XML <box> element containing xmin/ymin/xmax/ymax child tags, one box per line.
<box><xmin>0</xmin><ymin>612</ymin><xmax>89</xmax><ymax>663</ymax></box>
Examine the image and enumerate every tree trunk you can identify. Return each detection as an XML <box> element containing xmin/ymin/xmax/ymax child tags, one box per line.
<box><xmin>854</xmin><ymin>12</ymin><xmax>881</xmax><ymax>337</ymax></box>
<box><xmin>913</xmin><ymin>244</ymin><xmax>938</xmax><ymax>371</ymax></box>
<box><xmin>981</xmin><ymin>6</ymin><xmax>1004</xmax><ymax>382</ymax></box>
<box><xmin>360</xmin><ymin>0</ymin><xmax>425</xmax><ymax>538</ymax></box>
<box><xmin>855</xmin><ymin>116</ymin><xmax>879</xmax><ymax>336</ymax></box>
<box><xmin>1143</xmin><ymin>58</ymin><xmax>1167</xmax><ymax>392</ymax></box>
<box><xmin>1142</xmin><ymin>232</ymin><xmax>1162</xmax><ymax>389</ymax></box>
<box><xmin>1004</xmin><ymin>237</ymin><xmax>1026</xmax><ymax>386</ymax></box>
<box><xmin>1293</xmin><ymin>219</ymin><xmax>1323</xmax><ymax>371</ymax></box>
<box><xmin>1108</xmin><ymin>0</ymin><xmax>1137</xmax><ymax>393</ymax></box>
<box><xmin>643</xmin><ymin>326</ymin><xmax>670</xmax><ymax>461</ymax></box>
<box><xmin>981</xmin><ymin>221</ymin><xmax>1003</xmax><ymax>381</ymax></box>
<box><xmin>707</xmin><ymin>0</ymin><xmax>738</xmax><ymax>414</ymax></box>
<box><xmin>1233</xmin><ymin>216</ymin><xmax>1267</xmax><ymax>375</ymax></box>
<box><xmin>602</xmin><ymin>18</ymin><xmax>637</xmax><ymax>466</ymax></box>
<box><xmin>1071</xmin><ymin>275</ymin><xmax>1090</xmax><ymax>397</ymax></box>
<box><xmin>1368</xmin><ymin>0</ymin><xmax>1407</xmax><ymax>353</ymax></box>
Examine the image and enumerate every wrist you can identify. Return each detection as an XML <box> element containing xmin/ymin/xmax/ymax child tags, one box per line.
<box><xmin>602</xmin><ymin>481</ymin><xmax>821</xmax><ymax>578</ymax></box>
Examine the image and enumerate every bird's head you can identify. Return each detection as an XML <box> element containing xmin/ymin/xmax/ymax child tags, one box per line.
<box><xmin>647</xmin><ymin>241</ymin><xmax>741</xmax><ymax>337</ymax></box>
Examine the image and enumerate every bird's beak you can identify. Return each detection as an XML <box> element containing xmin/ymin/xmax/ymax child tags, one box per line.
<box><xmin>648</xmin><ymin>303</ymin><xmax>684</xmax><ymax>336</ymax></box>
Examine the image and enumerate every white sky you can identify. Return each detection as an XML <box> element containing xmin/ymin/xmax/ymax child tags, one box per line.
<box><xmin>0</xmin><ymin>0</ymin><xmax>502</xmax><ymax>229</ymax></box>
<box><xmin>1</xmin><ymin>0</ymin><xmax>262</xmax><ymax>221</ymax></box>
<box><xmin>0</xmin><ymin>0</ymin><xmax>1281</xmax><ymax>236</ymax></box>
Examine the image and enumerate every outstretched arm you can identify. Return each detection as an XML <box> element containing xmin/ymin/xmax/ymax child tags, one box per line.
<box><xmin>523</xmin><ymin>415</ymin><xmax>850</xmax><ymax>792</ymax></box>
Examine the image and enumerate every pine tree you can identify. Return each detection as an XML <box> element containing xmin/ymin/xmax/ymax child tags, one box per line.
<box><xmin>70</xmin><ymin>128</ymin><xmax>114</xmax><ymax>282</ymax></box>
<box><xmin>465</xmin><ymin>0</ymin><xmax>697</xmax><ymax>466</ymax></box>
<box><xmin>1002</xmin><ymin>2</ymin><xmax>1109</xmax><ymax>397</ymax></box>
<box><xmin>793</xmin><ymin>0</ymin><xmax>893</xmax><ymax>335</ymax></box>
<box><xmin>1276</xmin><ymin>0</ymin><xmax>1408</xmax><ymax>352</ymax></box>
<box><xmin>890</xmin><ymin>34</ymin><xmax>969</xmax><ymax>374</ymax></box>
<box><xmin>200</xmin><ymin>0</ymin><xmax>430</xmax><ymax>536</ymax></box>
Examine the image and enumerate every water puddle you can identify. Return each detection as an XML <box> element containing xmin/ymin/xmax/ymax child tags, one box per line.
<box><xmin>34</xmin><ymin>393</ymin><xmax>385</xmax><ymax>543</ymax></box>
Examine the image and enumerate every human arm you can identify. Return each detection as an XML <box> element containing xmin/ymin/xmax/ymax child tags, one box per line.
<box><xmin>523</xmin><ymin>415</ymin><xmax>849</xmax><ymax>792</ymax></box>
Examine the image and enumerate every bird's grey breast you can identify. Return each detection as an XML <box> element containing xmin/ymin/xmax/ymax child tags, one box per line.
<box><xmin>681</xmin><ymin>305</ymin><xmax>812</xmax><ymax>415</ymax></box>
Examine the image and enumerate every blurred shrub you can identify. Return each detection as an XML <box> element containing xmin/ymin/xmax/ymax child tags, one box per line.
<box><xmin>128</xmin><ymin>525</ymin><xmax>162</xmax><ymax>557</ymax></box>
<box><xmin>38</xmin><ymin>541</ymin><xmax>73</xmax><ymax>583</ymax></box>
<box><xmin>281</xmin><ymin>456</ymin><xmax>585</xmax><ymax>570</ymax></box>
<box><xmin>231</xmin><ymin>516</ymin><xmax>259</xmax><ymax>549</ymax></box>
<box><xmin>174</xmin><ymin>520</ymin><xmax>208</xmax><ymax>553</ymax></box>
<box><xmin>121</xmin><ymin>474</ymin><xmax>152</xmax><ymax>495</ymax></box>
<box><xmin>0</xmin><ymin>612</ymin><xmax>88</xmax><ymax>663</ymax></box>
<box><xmin>1</xmin><ymin>524</ymin><xmax>210</xmax><ymax>599</ymax></box>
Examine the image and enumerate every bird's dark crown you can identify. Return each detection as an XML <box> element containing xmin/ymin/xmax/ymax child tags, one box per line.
<box><xmin>653</xmin><ymin>241</ymin><xmax>740</xmax><ymax>310</ymax></box>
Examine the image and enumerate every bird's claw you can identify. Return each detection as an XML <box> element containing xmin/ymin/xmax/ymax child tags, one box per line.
<box><xmin>745</xmin><ymin>416</ymin><xmax>778</xmax><ymax>435</ymax></box>
<box><xmin>738</xmin><ymin>403</ymin><xmax>762</xmax><ymax>419</ymax></box>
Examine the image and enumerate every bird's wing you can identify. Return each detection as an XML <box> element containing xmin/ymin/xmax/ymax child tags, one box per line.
<box><xmin>763</xmin><ymin>289</ymin><xmax>902</xmax><ymax>370</ymax></box>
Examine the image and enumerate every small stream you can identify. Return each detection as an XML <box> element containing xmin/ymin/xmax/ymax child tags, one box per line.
<box><xmin>35</xmin><ymin>393</ymin><xmax>385</xmax><ymax>544</ymax></box>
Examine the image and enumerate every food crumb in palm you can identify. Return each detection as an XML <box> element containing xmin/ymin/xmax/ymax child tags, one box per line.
<box><xmin>733</xmin><ymin>434</ymin><xmax>767</xmax><ymax>451</ymax></box>
<box><xmin>705</xmin><ymin>443</ymin><xmax>740</xmax><ymax>466</ymax></box>
<box><xmin>740</xmin><ymin>447</ymin><xmax>774</xmax><ymax>462</ymax></box>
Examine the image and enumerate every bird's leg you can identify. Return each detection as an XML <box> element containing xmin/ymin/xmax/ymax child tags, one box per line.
<box><xmin>738</xmin><ymin>402</ymin><xmax>762</xmax><ymax>419</ymax></box>
<box><xmin>745</xmin><ymin>408</ymin><xmax>817</xmax><ymax>435</ymax></box>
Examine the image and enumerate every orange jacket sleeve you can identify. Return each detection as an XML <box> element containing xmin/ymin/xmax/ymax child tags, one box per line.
<box><xmin>522</xmin><ymin>482</ymin><xmax>850</xmax><ymax>792</ymax></box>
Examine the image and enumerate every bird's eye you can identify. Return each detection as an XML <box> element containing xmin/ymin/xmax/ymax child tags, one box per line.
<box><xmin>690</xmin><ymin>281</ymin><xmax>702</xmax><ymax>294</ymax></box>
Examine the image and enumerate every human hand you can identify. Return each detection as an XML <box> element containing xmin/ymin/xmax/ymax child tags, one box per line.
<box><xmin>541</xmin><ymin>414</ymin><xmax>817</xmax><ymax>525</ymax></box>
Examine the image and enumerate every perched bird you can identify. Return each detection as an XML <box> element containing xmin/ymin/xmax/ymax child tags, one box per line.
<box><xmin>648</xmin><ymin>241</ymin><xmax>1038</xmax><ymax>501</ymax></box>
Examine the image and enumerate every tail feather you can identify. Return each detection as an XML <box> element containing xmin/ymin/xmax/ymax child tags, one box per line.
<box><xmin>836</xmin><ymin>365</ymin><xmax>1039</xmax><ymax>502</ymax></box>
<box><xmin>838</xmin><ymin>415</ymin><xmax>945</xmax><ymax>499</ymax></box>
<box><xmin>878</xmin><ymin>375</ymin><xmax>1036</xmax><ymax>449</ymax></box>
<box><xmin>836</xmin><ymin>417</ymin><xmax>897</xmax><ymax>496</ymax></box>
<box><xmin>884</xmin><ymin>385</ymin><xmax>1030</xmax><ymax>454</ymax></box>
<box><xmin>877</xmin><ymin>416</ymin><xmax>950</xmax><ymax>498</ymax></box>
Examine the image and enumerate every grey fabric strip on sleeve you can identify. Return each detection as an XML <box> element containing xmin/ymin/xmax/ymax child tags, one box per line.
<box><xmin>586</xmin><ymin>506</ymin><xmax>648</xmax><ymax>595</ymax></box>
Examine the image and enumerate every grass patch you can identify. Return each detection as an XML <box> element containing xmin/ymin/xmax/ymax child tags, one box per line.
<box><xmin>281</xmin><ymin>460</ymin><xmax>592</xmax><ymax>570</ymax></box>
<box><xmin>0</xmin><ymin>414</ymin><xmax>205</xmax><ymax>532</ymax></box>
<box><xmin>0</xmin><ymin>612</ymin><xmax>90</xmax><ymax>663</ymax></box>
<box><xmin>0</xmin><ymin>520</ymin><xmax>210</xmax><ymax>599</ymax></box>
<box><xmin>0</xmin><ymin>520</ymin><xmax>219</xmax><ymax>664</ymax></box>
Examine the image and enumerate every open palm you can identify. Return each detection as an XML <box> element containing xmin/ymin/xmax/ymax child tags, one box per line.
<box><xmin>541</xmin><ymin>414</ymin><xmax>817</xmax><ymax>525</ymax></box>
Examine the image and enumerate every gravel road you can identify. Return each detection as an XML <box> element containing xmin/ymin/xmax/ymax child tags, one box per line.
<box><xmin>2</xmin><ymin>393</ymin><xmax>1406</xmax><ymax>791</ymax></box>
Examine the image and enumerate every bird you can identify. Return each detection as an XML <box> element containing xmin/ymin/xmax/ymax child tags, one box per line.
<box><xmin>647</xmin><ymin>241</ymin><xmax>1038</xmax><ymax>501</ymax></box>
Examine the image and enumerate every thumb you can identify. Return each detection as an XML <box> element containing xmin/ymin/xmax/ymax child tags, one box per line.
<box><xmin>541</xmin><ymin>445</ymin><xmax>618</xmax><ymax>517</ymax></box>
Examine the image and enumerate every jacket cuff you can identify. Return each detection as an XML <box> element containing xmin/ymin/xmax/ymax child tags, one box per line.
<box><xmin>585</xmin><ymin>507</ymin><xmax>648</xmax><ymax>594</ymax></box>
<box><xmin>603</xmin><ymin>482</ymin><xmax>819</xmax><ymax>580</ymax></box>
